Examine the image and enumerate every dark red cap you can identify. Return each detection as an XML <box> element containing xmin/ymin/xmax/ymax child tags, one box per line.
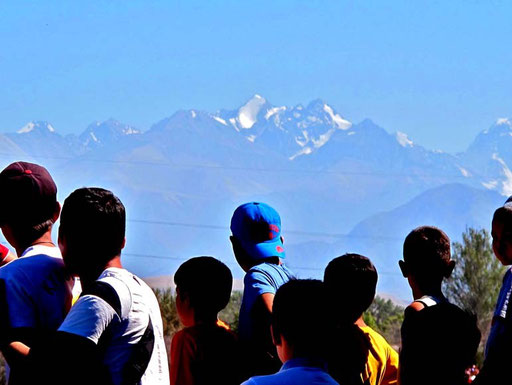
<box><xmin>0</xmin><ymin>161</ymin><xmax>58</xmax><ymax>227</ymax></box>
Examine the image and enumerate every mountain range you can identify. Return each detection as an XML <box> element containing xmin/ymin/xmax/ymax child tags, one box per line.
<box><xmin>1</xmin><ymin>95</ymin><xmax>510</xmax><ymax>300</ymax></box>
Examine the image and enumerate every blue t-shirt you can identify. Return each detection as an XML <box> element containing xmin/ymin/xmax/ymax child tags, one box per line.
<box><xmin>486</xmin><ymin>267</ymin><xmax>512</xmax><ymax>357</ymax></box>
<box><xmin>241</xmin><ymin>358</ymin><xmax>339</xmax><ymax>385</ymax></box>
<box><xmin>239</xmin><ymin>262</ymin><xmax>294</xmax><ymax>341</ymax></box>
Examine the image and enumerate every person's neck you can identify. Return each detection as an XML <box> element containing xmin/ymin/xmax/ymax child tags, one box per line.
<box><xmin>194</xmin><ymin>315</ymin><xmax>218</xmax><ymax>326</ymax></box>
<box><xmin>412</xmin><ymin>284</ymin><xmax>444</xmax><ymax>301</ymax></box>
<box><xmin>355</xmin><ymin>316</ymin><xmax>366</xmax><ymax>328</ymax></box>
<box><xmin>80</xmin><ymin>255</ymin><xmax>123</xmax><ymax>288</ymax></box>
<box><xmin>16</xmin><ymin>230</ymin><xmax>54</xmax><ymax>257</ymax></box>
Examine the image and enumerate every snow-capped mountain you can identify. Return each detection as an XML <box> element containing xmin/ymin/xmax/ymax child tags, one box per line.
<box><xmin>1</xmin><ymin>96</ymin><xmax>511</xmax><ymax>300</ymax></box>
<box><xmin>461</xmin><ymin>118</ymin><xmax>512</xmax><ymax>196</ymax></box>
<box><xmin>17</xmin><ymin>121</ymin><xmax>56</xmax><ymax>134</ymax></box>
<box><xmin>79</xmin><ymin>119</ymin><xmax>140</xmax><ymax>149</ymax></box>
<box><xmin>6</xmin><ymin>121</ymin><xmax>73</xmax><ymax>162</ymax></box>
<box><xmin>215</xmin><ymin>95</ymin><xmax>352</xmax><ymax>159</ymax></box>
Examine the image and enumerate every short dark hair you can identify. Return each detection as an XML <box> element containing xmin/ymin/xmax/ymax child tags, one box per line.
<box><xmin>174</xmin><ymin>256</ymin><xmax>233</xmax><ymax>320</ymax></box>
<box><xmin>59</xmin><ymin>188</ymin><xmax>125</xmax><ymax>270</ymax></box>
<box><xmin>272</xmin><ymin>279</ymin><xmax>331</xmax><ymax>358</ymax></box>
<box><xmin>324</xmin><ymin>254</ymin><xmax>377</xmax><ymax>321</ymax></box>
<box><xmin>403</xmin><ymin>226</ymin><xmax>451</xmax><ymax>283</ymax></box>
<box><xmin>10</xmin><ymin>218</ymin><xmax>55</xmax><ymax>246</ymax></box>
<box><xmin>493</xmin><ymin>205</ymin><xmax>512</xmax><ymax>232</ymax></box>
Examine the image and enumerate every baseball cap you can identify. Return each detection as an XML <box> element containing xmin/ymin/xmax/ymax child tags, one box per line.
<box><xmin>230</xmin><ymin>202</ymin><xmax>285</xmax><ymax>260</ymax></box>
<box><xmin>0</xmin><ymin>161</ymin><xmax>58</xmax><ymax>227</ymax></box>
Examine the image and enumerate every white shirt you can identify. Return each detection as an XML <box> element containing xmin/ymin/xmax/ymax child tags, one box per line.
<box><xmin>59</xmin><ymin>267</ymin><xmax>169</xmax><ymax>385</ymax></box>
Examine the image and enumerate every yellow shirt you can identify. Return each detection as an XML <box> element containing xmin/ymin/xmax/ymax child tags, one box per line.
<box><xmin>359</xmin><ymin>325</ymin><xmax>399</xmax><ymax>385</ymax></box>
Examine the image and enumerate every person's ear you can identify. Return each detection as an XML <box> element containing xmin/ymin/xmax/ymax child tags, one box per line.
<box><xmin>52</xmin><ymin>202</ymin><xmax>61</xmax><ymax>223</ymax></box>
<box><xmin>230</xmin><ymin>236</ymin><xmax>241</xmax><ymax>256</ymax></box>
<box><xmin>271</xmin><ymin>325</ymin><xmax>281</xmax><ymax>346</ymax></box>
<box><xmin>181</xmin><ymin>291</ymin><xmax>192</xmax><ymax>308</ymax></box>
<box><xmin>399</xmin><ymin>260</ymin><xmax>408</xmax><ymax>277</ymax></box>
<box><xmin>444</xmin><ymin>260</ymin><xmax>456</xmax><ymax>278</ymax></box>
<box><xmin>121</xmin><ymin>237</ymin><xmax>126</xmax><ymax>250</ymax></box>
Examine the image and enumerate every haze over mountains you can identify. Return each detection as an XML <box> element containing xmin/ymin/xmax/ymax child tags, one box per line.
<box><xmin>1</xmin><ymin>95</ymin><xmax>509</xmax><ymax>299</ymax></box>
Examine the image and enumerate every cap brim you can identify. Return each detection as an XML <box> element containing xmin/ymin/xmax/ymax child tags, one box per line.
<box><xmin>241</xmin><ymin>238</ymin><xmax>285</xmax><ymax>260</ymax></box>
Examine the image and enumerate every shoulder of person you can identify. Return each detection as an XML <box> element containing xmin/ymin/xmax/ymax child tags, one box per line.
<box><xmin>244</xmin><ymin>263</ymin><xmax>271</xmax><ymax>280</ymax></box>
<box><xmin>406</xmin><ymin>301</ymin><xmax>426</xmax><ymax>313</ymax></box>
<box><xmin>82</xmin><ymin>271</ymin><xmax>134</xmax><ymax>319</ymax></box>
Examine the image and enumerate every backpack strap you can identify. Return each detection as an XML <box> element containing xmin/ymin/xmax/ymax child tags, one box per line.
<box><xmin>82</xmin><ymin>280</ymin><xmax>155</xmax><ymax>385</ymax></box>
<box><xmin>415</xmin><ymin>295</ymin><xmax>446</xmax><ymax>308</ymax></box>
<box><xmin>121</xmin><ymin>317</ymin><xmax>155</xmax><ymax>385</ymax></box>
<box><xmin>80</xmin><ymin>281</ymin><xmax>122</xmax><ymax>318</ymax></box>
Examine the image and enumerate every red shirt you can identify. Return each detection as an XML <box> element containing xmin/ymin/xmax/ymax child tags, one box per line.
<box><xmin>169</xmin><ymin>323</ymin><xmax>242</xmax><ymax>385</ymax></box>
<box><xmin>0</xmin><ymin>244</ymin><xmax>9</xmax><ymax>261</ymax></box>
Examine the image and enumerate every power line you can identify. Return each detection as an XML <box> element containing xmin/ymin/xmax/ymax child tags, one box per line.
<box><xmin>129</xmin><ymin>219</ymin><xmax>226</xmax><ymax>231</ymax></box>
<box><xmin>0</xmin><ymin>243</ymin><xmax>403</xmax><ymax>276</ymax></box>
<box><xmin>0</xmin><ymin>151</ymin><xmax>481</xmax><ymax>180</ymax></box>
<box><xmin>123</xmin><ymin>252</ymin><xmax>403</xmax><ymax>276</ymax></box>
<box><xmin>127</xmin><ymin>218</ymin><xmax>403</xmax><ymax>241</ymax></box>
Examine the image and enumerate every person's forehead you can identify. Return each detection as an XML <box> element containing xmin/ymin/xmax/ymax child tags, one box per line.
<box><xmin>492</xmin><ymin>219</ymin><xmax>503</xmax><ymax>230</ymax></box>
<box><xmin>492</xmin><ymin>219</ymin><xmax>510</xmax><ymax>238</ymax></box>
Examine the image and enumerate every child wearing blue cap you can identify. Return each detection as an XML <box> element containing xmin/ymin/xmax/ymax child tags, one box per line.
<box><xmin>230</xmin><ymin>202</ymin><xmax>295</xmax><ymax>377</ymax></box>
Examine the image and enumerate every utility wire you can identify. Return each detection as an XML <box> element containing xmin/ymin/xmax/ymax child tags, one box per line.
<box><xmin>123</xmin><ymin>252</ymin><xmax>402</xmax><ymax>276</ymax></box>
<box><xmin>127</xmin><ymin>218</ymin><xmax>403</xmax><ymax>241</ymax></box>
<box><xmin>0</xmin><ymin>242</ymin><xmax>405</xmax><ymax>276</ymax></box>
<box><xmin>0</xmin><ymin>151</ymin><xmax>481</xmax><ymax>180</ymax></box>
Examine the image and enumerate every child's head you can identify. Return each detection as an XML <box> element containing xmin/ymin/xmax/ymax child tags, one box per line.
<box><xmin>492</xmin><ymin>204</ymin><xmax>512</xmax><ymax>265</ymax></box>
<box><xmin>230</xmin><ymin>202</ymin><xmax>285</xmax><ymax>271</ymax></box>
<box><xmin>174</xmin><ymin>256</ymin><xmax>233</xmax><ymax>326</ymax></box>
<box><xmin>271</xmin><ymin>279</ymin><xmax>330</xmax><ymax>362</ymax></box>
<box><xmin>400</xmin><ymin>226</ymin><xmax>455</xmax><ymax>290</ymax></box>
<box><xmin>324</xmin><ymin>253</ymin><xmax>377</xmax><ymax>323</ymax></box>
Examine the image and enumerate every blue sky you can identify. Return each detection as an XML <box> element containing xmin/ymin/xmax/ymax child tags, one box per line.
<box><xmin>1</xmin><ymin>0</ymin><xmax>511</xmax><ymax>152</ymax></box>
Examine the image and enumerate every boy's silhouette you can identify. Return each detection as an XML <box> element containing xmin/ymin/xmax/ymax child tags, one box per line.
<box><xmin>324</xmin><ymin>254</ymin><xmax>398</xmax><ymax>385</ymax></box>
<box><xmin>7</xmin><ymin>187</ymin><xmax>170</xmax><ymax>385</ymax></box>
<box><xmin>230</xmin><ymin>202</ymin><xmax>295</xmax><ymax>376</ymax></box>
<box><xmin>242</xmin><ymin>279</ymin><xmax>338</xmax><ymax>385</ymax></box>
<box><xmin>169</xmin><ymin>256</ymin><xmax>241</xmax><ymax>385</ymax></box>
<box><xmin>0</xmin><ymin>161</ymin><xmax>74</xmax><ymax>385</ymax></box>
<box><xmin>399</xmin><ymin>226</ymin><xmax>480</xmax><ymax>385</ymax></box>
<box><xmin>473</xmin><ymin>203</ymin><xmax>512</xmax><ymax>384</ymax></box>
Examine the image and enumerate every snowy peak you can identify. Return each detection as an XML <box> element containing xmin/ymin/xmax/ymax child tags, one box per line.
<box><xmin>17</xmin><ymin>121</ymin><xmax>55</xmax><ymax>134</ymax></box>
<box><xmin>395</xmin><ymin>131</ymin><xmax>414</xmax><ymax>147</ymax></box>
<box><xmin>213</xmin><ymin>94</ymin><xmax>271</xmax><ymax>132</ymax></box>
<box><xmin>490</xmin><ymin>153</ymin><xmax>512</xmax><ymax>196</ymax></box>
<box><xmin>482</xmin><ymin>117</ymin><xmax>512</xmax><ymax>135</ymax></box>
<box><xmin>495</xmin><ymin>117</ymin><xmax>512</xmax><ymax>127</ymax></box>
<box><xmin>212</xmin><ymin>96</ymin><xmax>354</xmax><ymax>159</ymax></box>
<box><xmin>299</xmin><ymin>99</ymin><xmax>351</xmax><ymax>130</ymax></box>
<box><xmin>322</xmin><ymin>104</ymin><xmax>351</xmax><ymax>130</ymax></box>
<box><xmin>237</xmin><ymin>94</ymin><xmax>268</xmax><ymax>129</ymax></box>
<box><xmin>467</xmin><ymin>117</ymin><xmax>512</xmax><ymax>155</ymax></box>
<box><xmin>80</xmin><ymin>119</ymin><xmax>139</xmax><ymax>147</ymax></box>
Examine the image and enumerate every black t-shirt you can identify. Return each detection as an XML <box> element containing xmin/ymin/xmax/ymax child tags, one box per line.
<box><xmin>400</xmin><ymin>301</ymin><xmax>480</xmax><ymax>385</ymax></box>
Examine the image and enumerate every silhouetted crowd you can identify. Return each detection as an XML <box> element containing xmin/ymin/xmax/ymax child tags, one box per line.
<box><xmin>0</xmin><ymin>161</ymin><xmax>510</xmax><ymax>385</ymax></box>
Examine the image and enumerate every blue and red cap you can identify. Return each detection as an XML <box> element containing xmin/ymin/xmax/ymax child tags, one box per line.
<box><xmin>230</xmin><ymin>202</ymin><xmax>285</xmax><ymax>260</ymax></box>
